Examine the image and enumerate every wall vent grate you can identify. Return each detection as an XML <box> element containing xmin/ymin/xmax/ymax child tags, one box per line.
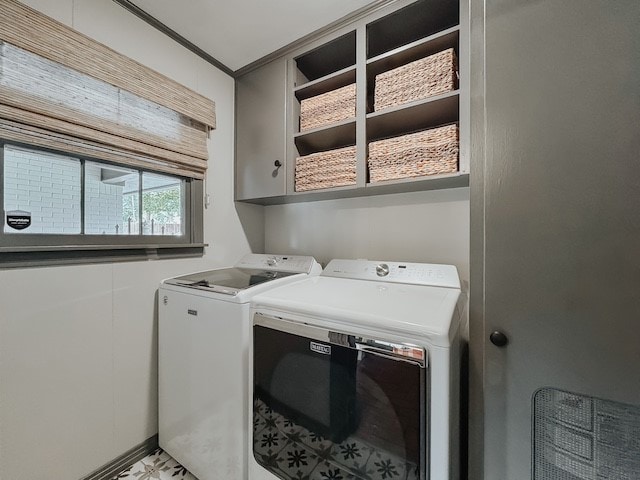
<box><xmin>533</xmin><ymin>387</ymin><xmax>640</xmax><ymax>480</ymax></box>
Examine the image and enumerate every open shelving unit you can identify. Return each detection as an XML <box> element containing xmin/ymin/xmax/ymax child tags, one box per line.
<box><xmin>292</xmin><ymin>39</ymin><xmax>358</xmax><ymax>155</ymax></box>
<box><xmin>364</xmin><ymin>0</ymin><xmax>462</xmax><ymax>190</ymax></box>
<box><xmin>291</xmin><ymin>30</ymin><xmax>358</xmax><ymax>160</ymax></box>
<box><xmin>235</xmin><ymin>0</ymin><xmax>469</xmax><ymax>204</ymax></box>
<box><xmin>285</xmin><ymin>0</ymin><xmax>467</xmax><ymax>202</ymax></box>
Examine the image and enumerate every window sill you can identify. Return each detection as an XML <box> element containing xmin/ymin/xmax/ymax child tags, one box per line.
<box><xmin>0</xmin><ymin>243</ymin><xmax>206</xmax><ymax>269</ymax></box>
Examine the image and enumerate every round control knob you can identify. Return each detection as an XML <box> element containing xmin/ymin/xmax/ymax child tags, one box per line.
<box><xmin>376</xmin><ymin>263</ymin><xmax>390</xmax><ymax>277</ymax></box>
<box><xmin>489</xmin><ymin>331</ymin><xmax>508</xmax><ymax>347</ymax></box>
<box><xmin>266</xmin><ymin>257</ymin><xmax>278</xmax><ymax>267</ymax></box>
<box><xmin>274</xmin><ymin>160</ymin><xmax>282</xmax><ymax>168</ymax></box>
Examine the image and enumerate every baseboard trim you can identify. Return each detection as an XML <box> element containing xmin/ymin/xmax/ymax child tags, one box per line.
<box><xmin>80</xmin><ymin>435</ymin><xmax>159</xmax><ymax>480</ymax></box>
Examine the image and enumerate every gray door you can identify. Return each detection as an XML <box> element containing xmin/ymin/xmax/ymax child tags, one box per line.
<box><xmin>470</xmin><ymin>1</ymin><xmax>640</xmax><ymax>479</ymax></box>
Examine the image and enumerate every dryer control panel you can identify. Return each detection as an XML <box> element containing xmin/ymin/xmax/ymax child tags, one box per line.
<box><xmin>322</xmin><ymin>259</ymin><xmax>460</xmax><ymax>289</ymax></box>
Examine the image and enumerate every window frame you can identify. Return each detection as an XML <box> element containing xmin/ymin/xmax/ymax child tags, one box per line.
<box><xmin>0</xmin><ymin>140</ymin><xmax>205</xmax><ymax>267</ymax></box>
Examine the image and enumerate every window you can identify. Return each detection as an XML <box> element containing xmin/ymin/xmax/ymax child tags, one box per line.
<box><xmin>83</xmin><ymin>164</ymin><xmax>186</xmax><ymax>237</ymax></box>
<box><xmin>141</xmin><ymin>172</ymin><xmax>185</xmax><ymax>236</ymax></box>
<box><xmin>0</xmin><ymin>143</ymin><xmax>204</xmax><ymax>266</ymax></box>
<box><xmin>4</xmin><ymin>146</ymin><xmax>81</xmax><ymax>234</ymax></box>
<box><xmin>84</xmin><ymin>161</ymin><xmax>140</xmax><ymax>236</ymax></box>
<box><xmin>0</xmin><ymin>1</ymin><xmax>214</xmax><ymax>266</ymax></box>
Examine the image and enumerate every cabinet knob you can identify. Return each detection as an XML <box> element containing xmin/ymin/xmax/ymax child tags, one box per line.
<box><xmin>490</xmin><ymin>331</ymin><xmax>508</xmax><ymax>347</ymax></box>
<box><xmin>274</xmin><ymin>160</ymin><xmax>282</xmax><ymax>168</ymax></box>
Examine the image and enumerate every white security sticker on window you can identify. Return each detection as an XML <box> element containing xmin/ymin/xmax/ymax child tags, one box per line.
<box><xmin>6</xmin><ymin>210</ymin><xmax>31</xmax><ymax>230</ymax></box>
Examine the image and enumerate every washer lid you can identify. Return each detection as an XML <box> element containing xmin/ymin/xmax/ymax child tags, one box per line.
<box><xmin>164</xmin><ymin>268</ymin><xmax>299</xmax><ymax>296</ymax></box>
<box><xmin>251</xmin><ymin>275</ymin><xmax>462</xmax><ymax>347</ymax></box>
<box><xmin>162</xmin><ymin>253</ymin><xmax>320</xmax><ymax>296</ymax></box>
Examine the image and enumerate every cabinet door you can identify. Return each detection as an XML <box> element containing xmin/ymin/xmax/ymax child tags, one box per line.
<box><xmin>236</xmin><ymin>57</ymin><xmax>287</xmax><ymax>200</ymax></box>
<box><xmin>472</xmin><ymin>1</ymin><xmax>640</xmax><ymax>479</ymax></box>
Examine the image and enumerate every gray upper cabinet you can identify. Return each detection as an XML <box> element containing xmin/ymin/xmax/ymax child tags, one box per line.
<box><xmin>236</xmin><ymin>0</ymin><xmax>468</xmax><ymax>204</ymax></box>
<box><xmin>235</xmin><ymin>57</ymin><xmax>287</xmax><ymax>201</ymax></box>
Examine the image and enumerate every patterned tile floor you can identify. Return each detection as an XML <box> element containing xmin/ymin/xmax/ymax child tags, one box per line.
<box><xmin>253</xmin><ymin>398</ymin><xmax>419</xmax><ymax>480</ymax></box>
<box><xmin>112</xmin><ymin>448</ymin><xmax>197</xmax><ymax>480</ymax></box>
<box><xmin>113</xmin><ymin>397</ymin><xmax>420</xmax><ymax>480</ymax></box>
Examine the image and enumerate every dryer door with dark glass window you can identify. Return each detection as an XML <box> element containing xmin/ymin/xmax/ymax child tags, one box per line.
<box><xmin>252</xmin><ymin>314</ymin><xmax>428</xmax><ymax>480</ymax></box>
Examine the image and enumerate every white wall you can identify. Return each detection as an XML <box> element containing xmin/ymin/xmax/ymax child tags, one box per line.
<box><xmin>0</xmin><ymin>1</ymin><xmax>264</xmax><ymax>479</ymax></box>
<box><xmin>265</xmin><ymin>188</ymin><xmax>470</xmax><ymax>287</ymax></box>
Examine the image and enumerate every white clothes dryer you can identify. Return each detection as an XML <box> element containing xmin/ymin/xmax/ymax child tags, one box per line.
<box><xmin>248</xmin><ymin>259</ymin><xmax>465</xmax><ymax>480</ymax></box>
<box><xmin>158</xmin><ymin>254</ymin><xmax>321</xmax><ymax>480</ymax></box>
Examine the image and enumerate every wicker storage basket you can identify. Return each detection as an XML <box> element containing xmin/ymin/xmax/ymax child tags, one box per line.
<box><xmin>368</xmin><ymin>124</ymin><xmax>459</xmax><ymax>182</ymax></box>
<box><xmin>374</xmin><ymin>48</ymin><xmax>457</xmax><ymax>111</ymax></box>
<box><xmin>300</xmin><ymin>83</ymin><xmax>356</xmax><ymax>132</ymax></box>
<box><xmin>295</xmin><ymin>145</ymin><xmax>357</xmax><ymax>192</ymax></box>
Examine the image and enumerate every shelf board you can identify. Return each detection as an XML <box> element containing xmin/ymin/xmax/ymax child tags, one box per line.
<box><xmin>367</xmin><ymin>26</ymin><xmax>459</xmax><ymax>78</ymax></box>
<box><xmin>294</xmin><ymin>66</ymin><xmax>356</xmax><ymax>100</ymax></box>
<box><xmin>366</xmin><ymin>171</ymin><xmax>467</xmax><ymax>191</ymax></box>
<box><xmin>366</xmin><ymin>0</ymin><xmax>459</xmax><ymax>59</ymax></box>
<box><xmin>294</xmin><ymin>118</ymin><xmax>356</xmax><ymax>156</ymax></box>
<box><xmin>237</xmin><ymin>172</ymin><xmax>469</xmax><ymax>205</ymax></box>
<box><xmin>366</xmin><ymin>90</ymin><xmax>459</xmax><ymax>141</ymax></box>
<box><xmin>291</xmin><ymin>183</ymin><xmax>358</xmax><ymax>197</ymax></box>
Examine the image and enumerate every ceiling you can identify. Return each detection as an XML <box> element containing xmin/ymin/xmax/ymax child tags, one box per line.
<box><xmin>126</xmin><ymin>0</ymin><xmax>380</xmax><ymax>73</ymax></box>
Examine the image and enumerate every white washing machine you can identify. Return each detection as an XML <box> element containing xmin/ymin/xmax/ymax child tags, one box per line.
<box><xmin>248</xmin><ymin>259</ymin><xmax>465</xmax><ymax>480</ymax></box>
<box><xmin>158</xmin><ymin>253</ymin><xmax>321</xmax><ymax>480</ymax></box>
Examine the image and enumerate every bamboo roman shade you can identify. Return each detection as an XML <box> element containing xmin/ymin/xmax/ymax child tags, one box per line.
<box><xmin>0</xmin><ymin>0</ymin><xmax>216</xmax><ymax>179</ymax></box>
